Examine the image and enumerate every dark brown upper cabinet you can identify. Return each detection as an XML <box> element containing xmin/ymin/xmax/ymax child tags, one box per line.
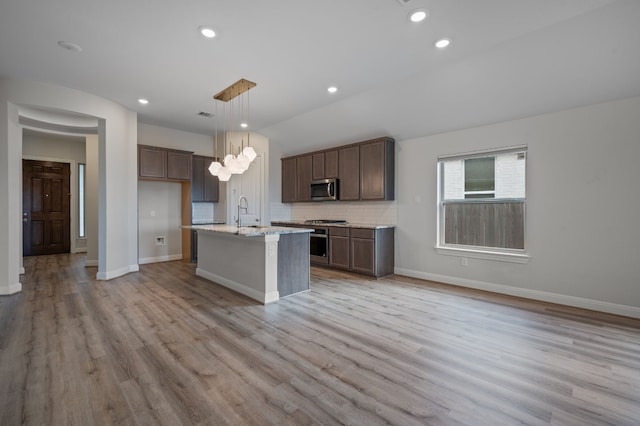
<box><xmin>312</xmin><ymin>149</ymin><xmax>339</xmax><ymax>180</ymax></box>
<box><xmin>296</xmin><ymin>155</ymin><xmax>313</xmax><ymax>201</ymax></box>
<box><xmin>139</xmin><ymin>145</ymin><xmax>166</xmax><ymax>179</ymax></box>
<box><xmin>281</xmin><ymin>157</ymin><xmax>297</xmax><ymax>203</ymax></box>
<box><xmin>312</xmin><ymin>153</ymin><xmax>325</xmax><ymax>181</ymax></box>
<box><xmin>280</xmin><ymin>137</ymin><xmax>394</xmax><ymax>203</ymax></box>
<box><xmin>138</xmin><ymin>145</ymin><xmax>192</xmax><ymax>182</ymax></box>
<box><xmin>360</xmin><ymin>138</ymin><xmax>395</xmax><ymax>201</ymax></box>
<box><xmin>191</xmin><ymin>155</ymin><xmax>219</xmax><ymax>202</ymax></box>
<box><xmin>338</xmin><ymin>146</ymin><xmax>360</xmax><ymax>201</ymax></box>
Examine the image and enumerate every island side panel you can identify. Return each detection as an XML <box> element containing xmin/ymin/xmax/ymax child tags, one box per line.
<box><xmin>277</xmin><ymin>232</ymin><xmax>311</xmax><ymax>297</ymax></box>
<box><xmin>195</xmin><ymin>231</ymin><xmax>280</xmax><ymax>304</ymax></box>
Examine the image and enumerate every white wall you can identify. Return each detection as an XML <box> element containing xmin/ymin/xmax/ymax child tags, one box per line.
<box><xmin>138</xmin><ymin>181</ymin><xmax>182</xmax><ymax>264</ymax></box>
<box><xmin>0</xmin><ymin>77</ymin><xmax>138</xmax><ymax>286</ymax></box>
<box><xmin>226</xmin><ymin>132</ymin><xmax>269</xmax><ymax>226</ymax></box>
<box><xmin>138</xmin><ymin>122</ymin><xmax>214</xmax><ymax>155</ymax></box>
<box><xmin>85</xmin><ymin>135</ymin><xmax>99</xmax><ymax>266</ymax></box>
<box><xmin>0</xmin><ymin>96</ymin><xmax>22</xmax><ymax>294</ymax></box>
<box><xmin>22</xmin><ymin>132</ymin><xmax>87</xmax><ymax>253</ymax></box>
<box><xmin>395</xmin><ymin>96</ymin><xmax>640</xmax><ymax>317</ymax></box>
<box><xmin>137</xmin><ymin>123</ymin><xmax>222</xmax><ymax>262</ymax></box>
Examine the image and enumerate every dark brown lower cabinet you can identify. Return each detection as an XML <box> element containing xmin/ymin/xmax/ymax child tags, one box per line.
<box><xmin>329</xmin><ymin>226</ymin><xmax>394</xmax><ymax>278</ymax></box>
<box><xmin>351</xmin><ymin>235</ymin><xmax>376</xmax><ymax>275</ymax></box>
<box><xmin>329</xmin><ymin>227</ymin><xmax>350</xmax><ymax>270</ymax></box>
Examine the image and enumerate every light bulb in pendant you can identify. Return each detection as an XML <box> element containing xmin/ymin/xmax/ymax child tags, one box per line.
<box><xmin>208</xmin><ymin>161</ymin><xmax>222</xmax><ymax>176</ymax></box>
<box><xmin>242</xmin><ymin>146</ymin><xmax>257</xmax><ymax>162</ymax></box>
<box><xmin>217</xmin><ymin>166</ymin><xmax>232</xmax><ymax>181</ymax></box>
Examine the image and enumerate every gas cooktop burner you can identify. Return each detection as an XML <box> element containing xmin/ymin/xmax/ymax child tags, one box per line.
<box><xmin>304</xmin><ymin>219</ymin><xmax>348</xmax><ymax>225</ymax></box>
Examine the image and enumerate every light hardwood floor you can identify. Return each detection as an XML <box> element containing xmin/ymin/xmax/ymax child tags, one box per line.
<box><xmin>1</xmin><ymin>254</ymin><xmax>639</xmax><ymax>425</ymax></box>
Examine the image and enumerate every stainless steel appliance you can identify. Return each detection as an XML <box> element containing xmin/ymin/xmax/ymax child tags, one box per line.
<box><xmin>305</xmin><ymin>219</ymin><xmax>348</xmax><ymax>264</ymax></box>
<box><xmin>310</xmin><ymin>179</ymin><xmax>338</xmax><ymax>201</ymax></box>
<box><xmin>191</xmin><ymin>221</ymin><xmax>225</xmax><ymax>262</ymax></box>
<box><xmin>309</xmin><ymin>227</ymin><xmax>329</xmax><ymax>264</ymax></box>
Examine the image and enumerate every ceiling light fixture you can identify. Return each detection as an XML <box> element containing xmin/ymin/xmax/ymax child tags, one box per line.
<box><xmin>435</xmin><ymin>38</ymin><xmax>451</xmax><ymax>48</ymax></box>
<box><xmin>138</xmin><ymin>98</ymin><xmax>149</xmax><ymax>105</ymax></box>
<box><xmin>208</xmin><ymin>79</ymin><xmax>257</xmax><ymax>182</ymax></box>
<box><xmin>198</xmin><ymin>26</ymin><xmax>216</xmax><ymax>39</ymax></box>
<box><xmin>57</xmin><ymin>40</ymin><xmax>83</xmax><ymax>52</ymax></box>
<box><xmin>409</xmin><ymin>9</ymin><xmax>429</xmax><ymax>23</ymax></box>
<box><xmin>327</xmin><ymin>86</ymin><xmax>338</xmax><ymax>94</ymax></box>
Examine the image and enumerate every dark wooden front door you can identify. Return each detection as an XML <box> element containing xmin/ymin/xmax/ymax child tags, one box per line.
<box><xmin>23</xmin><ymin>160</ymin><xmax>71</xmax><ymax>256</ymax></box>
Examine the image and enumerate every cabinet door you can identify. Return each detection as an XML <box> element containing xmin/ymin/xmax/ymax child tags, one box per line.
<box><xmin>312</xmin><ymin>153</ymin><xmax>325</xmax><ymax>181</ymax></box>
<box><xmin>325</xmin><ymin>150</ymin><xmax>339</xmax><ymax>178</ymax></box>
<box><xmin>167</xmin><ymin>151</ymin><xmax>192</xmax><ymax>181</ymax></box>
<box><xmin>296</xmin><ymin>155</ymin><xmax>313</xmax><ymax>201</ymax></box>
<box><xmin>330</xmin><ymin>236</ymin><xmax>350</xmax><ymax>270</ymax></box>
<box><xmin>139</xmin><ymin>146</ymin><xmax>166</xmax><ymax>179</ymax></box>
<box><xmin>360</xmin><ymin>139</ymin><xmax>394</xmax><ymax>200</ymax></box>
<box><xmin>339</xmin><ymin>146</ymin><xmax>360</xmax><ymax>201</ymax></box>
<box><xmin>351</xmin><ymin>237</ymin><xmax>375</xmax><ymax>275</ymax></box>
<box><xmin>202</xmin><ymin>158</ymin><xmax>219</xmax><ymax>202</ymax></box>
<box><xmin>191</xmin><ymin>156</ymin><xmax>205</xmax><ymax>201</ymax></box>
<box><xmin>282</xmin><ymin>158</ymin><xmax>297</xmax><ymax>203</ymax></box>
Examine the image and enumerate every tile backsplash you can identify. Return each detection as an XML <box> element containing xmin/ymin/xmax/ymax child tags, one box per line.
<box><xmin>191</xmin><ymin>202</ymin><xmax>215</xmax><ymax>224</ymax></box>
<box><xmin>285</xmin><ymin>201</ymin><xmax>397</xmax><ymax>225</ymax></box>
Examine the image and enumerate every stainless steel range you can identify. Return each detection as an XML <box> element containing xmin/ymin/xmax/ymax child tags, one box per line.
<box><xmin>305</xmin><ymin>220</ymin><xmax>347</xmax><ymax>264</ymax></box>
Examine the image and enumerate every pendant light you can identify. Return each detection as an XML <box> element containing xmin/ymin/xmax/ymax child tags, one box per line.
<box><xmin>208</xmin><ymin>79</ymin><xmax>257</xmax><ymax>181</ymax></box>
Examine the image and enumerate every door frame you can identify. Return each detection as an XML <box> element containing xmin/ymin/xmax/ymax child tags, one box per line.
<box><xmin>23</xmin><ymin>155</ymin><xmax>80</xmax><ymax>254</ymax></box>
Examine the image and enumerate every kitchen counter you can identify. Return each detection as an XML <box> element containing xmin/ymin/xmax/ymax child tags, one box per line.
<box><xmin>271</xmin><ymin>220</ymin><xmax>395</xmax><ymax>230</ymax></box>
<box><xmin>185</xmin><ymin>225</ymin><xmax>312</xmax><ymax>303</ymax></box>
<box><xmin>187</xmin><ymin>224</ymin><xmax>314</xmax><ymax>236</ymax></box>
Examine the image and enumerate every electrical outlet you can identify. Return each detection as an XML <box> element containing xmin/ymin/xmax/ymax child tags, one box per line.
<box><xmin>461</xmin><ymin>257</ymin><xmax>469</xmax><ymax>266</ymax></box>
<box><xmin>155</xmin><ymin>236</ymin><xmax>166</xmax><ymax>246</ymax></box>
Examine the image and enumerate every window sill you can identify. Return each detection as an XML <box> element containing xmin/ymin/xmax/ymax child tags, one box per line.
<box><xmin>435</xmin><ymin>246</ymin><xmax>530</xmax><ymax>264</ymax></box>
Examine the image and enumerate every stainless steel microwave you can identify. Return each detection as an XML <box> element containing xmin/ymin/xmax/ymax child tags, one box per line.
<box><xmin>310</xmin><ymin>179</ymin><xmax>338</xmax><ymax>201</ymax></box>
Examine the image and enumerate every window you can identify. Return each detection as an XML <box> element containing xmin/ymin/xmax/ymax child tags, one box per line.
<box><xmin>464</xmin><ymin>157</ymin><xmax>495</xmax><ymax>198</ymax></box>
<box><xmin>437</xmin><ymin>146</ymin><xmax>528</xmax><ymax>262</ymax></box>
<box><xmin>78</xmin><ymin>163</ymin><xmax>86</xmax><ymax>238</ymax></box>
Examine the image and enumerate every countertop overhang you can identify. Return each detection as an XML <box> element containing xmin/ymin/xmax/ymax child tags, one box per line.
<box><xmin>184</xmin><ymin>224</ymin><xmax>313</xmax><ymax>237</ymax></box>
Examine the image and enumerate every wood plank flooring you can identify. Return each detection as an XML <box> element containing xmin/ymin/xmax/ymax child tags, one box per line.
<box><xmin>1</xmin><ymin>254</ymin><xmax>639</xmax><ymax>425</ymax></box>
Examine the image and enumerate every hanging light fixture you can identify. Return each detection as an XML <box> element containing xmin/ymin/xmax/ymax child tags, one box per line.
<box><xmin>208</xmin><ymin>78</ymin><xmax>257</xmax><ymax>181</ymax></box>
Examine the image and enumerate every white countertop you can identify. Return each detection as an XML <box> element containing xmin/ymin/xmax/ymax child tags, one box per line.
<box><xmin>184</xmin><ymin>224</ymin><xmax>313</xmax><ymax>237</ymax></box>
<box><xmin>271</xmin><ymin>220</ymin><xmax>395</xmax><ymax>230</ymax></box>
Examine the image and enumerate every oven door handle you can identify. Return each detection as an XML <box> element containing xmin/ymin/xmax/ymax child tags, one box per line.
<box><xmin>311</xmin><ymin>233</ymin><xmax>327</xmax><ymax>238</ymax></box>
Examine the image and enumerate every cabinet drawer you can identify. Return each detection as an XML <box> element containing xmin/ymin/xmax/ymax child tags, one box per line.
<box><xmin>350</xmin><ymin>228</ymin><xmax>374</xmax><ymax>239</ymax></box>
<box><xmin>329</xmin><ymin>227</ymin><xmax>349</xmax><ymax>237</ymax></box>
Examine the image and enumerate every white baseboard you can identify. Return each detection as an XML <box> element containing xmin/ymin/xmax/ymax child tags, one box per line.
<box><xmin>394</xmin><ymin>267</ymin><xmax>640</xmax><ymax>319</ymax></box>
<box><xmin>19</xmin><ymin>267</ymin><xmax>25</xmax><ymax>275</ymax></box>
<box><xmin>196</xmin><ymin>268</ymin><xmax>279</xmax><ymax>304</ymax></box>
<box><xmin>0</xmin><ymin>282</ymin><xmax>22</xmax><ymax>295</ymax></box>
<box><xmin>85</xmin><ymin>259</ymin><xmax>99</xmax><ymax>267</ymax></box>
<box><xmin>96</xmin><ymin>264</ymin><xmax>140</xmax><ymax>281</ymax></box>
<box><xmin>72</xmin><ymin>248</ymin><xmax>88</xmax><ymax>254</ymax></box>
<box><xmin>138</xmin><ymin>254</ymin><xmax>183</xmax><ymax>265</ymax></box>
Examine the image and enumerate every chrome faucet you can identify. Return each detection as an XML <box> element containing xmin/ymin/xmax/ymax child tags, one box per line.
<box><xmin>237</xmin><ymin>195</ymin><xmax>248</xmax><ymax>228</ymax></box>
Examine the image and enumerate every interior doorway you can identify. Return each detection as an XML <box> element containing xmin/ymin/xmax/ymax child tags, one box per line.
<box><xmin>22</xmin><ymin>159</ymin><xmax>71</xmax><ymax>256</ymax></box>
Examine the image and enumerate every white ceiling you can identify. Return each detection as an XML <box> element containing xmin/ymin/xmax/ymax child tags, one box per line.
<box><xmin>2</xmin><ymin>0</ymin><xmax>639</xmax><ymax>153</ymax></box>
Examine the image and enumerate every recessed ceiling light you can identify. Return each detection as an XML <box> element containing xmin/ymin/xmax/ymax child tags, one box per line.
<box><xmin>327</xmin><ymin>86</ymin><xmax>338</xmax><ymax>94</ymax></box>
<box><xmin>240</xmin><ymin>122</ymin><xmax>248</xmax><ymax>128</ymax></box>
<box><xmin>57</xmin><ymin>40</ymin><xmax>83</xmax><ymax>52</ymax></box>
<box><xmin>435</xmin><ymin>38</ymin><xmax>451</xmax><ymax>49</ymax></box>
<box><xmin>138</xmin><ymin>98</ymin><xmax>149</xmax><ymax>105</ymax></box>
<box><xmin>409</xmin><ymin>9</ymin><xmax>429</xmax><ymax>23</ymax></box>
<box><xmin>198</xmin><ymin>26</ymin><xmax>216</xmax><ymax>39</ymax></box>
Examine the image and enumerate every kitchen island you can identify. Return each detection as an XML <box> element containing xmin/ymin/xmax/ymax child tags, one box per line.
<box><xmin>186</xmin><ymin>225</ymin><xmax>312</xmax><ymax>304</ymax></box>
